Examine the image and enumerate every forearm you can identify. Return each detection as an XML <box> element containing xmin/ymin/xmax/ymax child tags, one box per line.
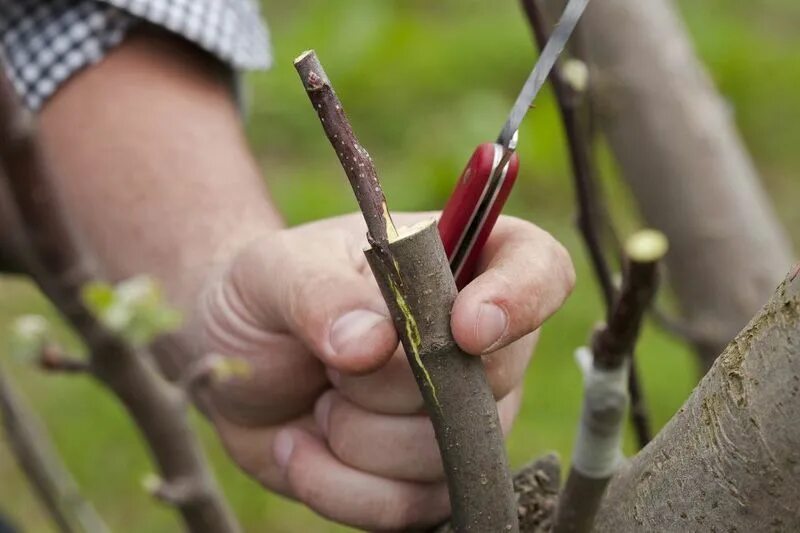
<box><xmin>38</xmin><ymin>28</ymin><xmax>282</xmax><ymax>311</ymax></box>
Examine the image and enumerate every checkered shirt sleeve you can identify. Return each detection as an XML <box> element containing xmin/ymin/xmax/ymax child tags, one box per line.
<box><xmin>0</xmin><ymin>0</ymin><xmax>272</xmax><ymax>110</ymax></box>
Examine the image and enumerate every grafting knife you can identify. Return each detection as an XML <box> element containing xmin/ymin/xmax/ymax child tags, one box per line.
<box><xmin>439</xmin><ymin>0</ymin><xmax>590</xmax><ymax>288</ymax></box>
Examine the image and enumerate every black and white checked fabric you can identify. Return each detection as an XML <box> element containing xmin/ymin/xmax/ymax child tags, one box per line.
<box><xmin>0</xmin><ymin>0</ymin><xmax>272</xmax><ymax>110</ymax></box>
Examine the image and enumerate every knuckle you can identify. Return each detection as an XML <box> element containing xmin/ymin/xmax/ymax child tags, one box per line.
<box><xmin>376</xmin><ymin>491</ymin><xmax>420</xmax><ymax>530</ymax></box>
<box><xmin>325</xmin><ymin>399</ymin><xmax>358</xmax><ymax>463</ymax></box>
<box><xmin>286</xmin><ymin>269</ymin><xmax>338</xmax><ymax>339</ymax></box>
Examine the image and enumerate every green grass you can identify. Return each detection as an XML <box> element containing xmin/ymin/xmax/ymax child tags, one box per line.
<box><xmin>1</xmin><ymin>0</ymin><xmax>798</xmax><ymax>531</ymax></box>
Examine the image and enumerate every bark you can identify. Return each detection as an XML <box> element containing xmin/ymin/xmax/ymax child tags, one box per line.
<box><xmin>366</xmin><ymin>222</ymin><xmax>518</xmax><ymax>532</ymax></box>
<box><xmin>294</xmin><ymin>50</ymin><xmax>397</xmax><ymax>243</ymax></box>
<box><xmin>593</xmin><ymin>267</ymin><xmax>800</xmax><ymax>531</ymax></box>
<box><xmin>0</xmin><ymin>364</ymin><xmax>108</xmax><ymax>533</ymax></box>
<box><xmin>568</xmin><ymin>0</ymin><xmax>794</xmax><ymax>369</ymax></box>
<box><xmin>435</xmin><ymin>453</ymin><xmax>562</xmax><ymax>533</ymax></box>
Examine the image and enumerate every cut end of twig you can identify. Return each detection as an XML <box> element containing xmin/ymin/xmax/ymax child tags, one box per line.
<box><xmin>364</xmin><ymin>218</ymin><xmax>435</xmax><ymax>250</ymax></box>
<box><xmin>625</xmin><ymin>229</ymin><xmax>669</xmax><ymax>264</ymax></box>
<box><xmin>293</xmin><ymin>49</ymin><xmax>315</xmax><ymax>65</ymax></box>
<box><xmin>392</xmin><ymin>218</ymin><xmax>435</xmax><ymax>242</ymax></box>
<box><xmin>294</xmin><ymin>49</ymin><xmax>328</xmax><ymax>91</ymax></box>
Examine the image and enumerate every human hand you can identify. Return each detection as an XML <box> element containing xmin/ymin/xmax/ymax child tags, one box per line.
<box><xmin>194</xmin><ymin>212</ymin><xmax>574</xmax><ymax>530</ymax></box>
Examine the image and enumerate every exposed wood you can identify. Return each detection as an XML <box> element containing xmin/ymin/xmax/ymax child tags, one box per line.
<box><xmin>592</xmin><ymin>231</ymin><xmax>665</xmax><ymax>370</ymax></box>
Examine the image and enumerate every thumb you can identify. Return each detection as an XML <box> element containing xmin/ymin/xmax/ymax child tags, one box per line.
<box><xmin>227</xmin><ymin>230</ymin><xmax>398</xmax><ymax>374</ymax></box>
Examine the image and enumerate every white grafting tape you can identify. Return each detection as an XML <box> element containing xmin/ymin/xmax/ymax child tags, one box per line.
<box><xmin>571</xmin><ymin>347</ymin><xmax>629</xmax><ymax>479</ymax></box>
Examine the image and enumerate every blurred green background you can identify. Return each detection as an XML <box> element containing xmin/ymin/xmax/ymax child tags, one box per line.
<box><xmin>1</xmin><ymin>0</ymin><xmax>798</xmax><ymax>531</ymax></box>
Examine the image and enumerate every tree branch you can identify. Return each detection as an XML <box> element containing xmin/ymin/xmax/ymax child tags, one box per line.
<box><xmin>593</xmin><ymin>266</ymin><xmax>800</xmax><ymax>530</ymax></box>
<box><xmin>519</xmin><ymin>0</ymin><xmax>614</xmax><ymax>309</ymax></box>
<box><xmin>0</xmin><ymin>71</ymin><xmax>239</xmax><ymax>533</ymax></box>
<box><xmin>0</xmin><ymin>364</ymin><xmax>108</xmax><ymax>533</ymax></box>
<box><xmin>37</xmin><ymin>344</ymin><xmax>91</xmax><ymax>374</ymax></box>
<box><xmin>434</xmin><ymin>453</ymin><xmax>561</xmax><ymax>533</ymax></box>
<box><xmin>555</xmin><ymin>230</ymin><xmax>666</xmax><ymax>533</ymax></box>
<box><xmin>567</xmin><ymin>0</ymin><xmax>794</xmax><ymax>371</ymax></box>
<box><xmin>295</xmin><ymin>50</ymin><xmax>519</xmax><ymax>532</ymax></box>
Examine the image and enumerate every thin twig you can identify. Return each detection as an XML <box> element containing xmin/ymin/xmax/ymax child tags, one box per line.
<box><xmin>0</xmin><ymin>364</ymin><xmax>109</xmax><ymax>533</ymax></box>
<box><xmin>519</xmin><ymin>0</ymin><xmax>653</xmax><ymax>447</ymax></box>
<box><xmin>38</xmin><ymin>344</ymin><xmax>91</xmax><ymax>374</ymax></box>
<box><xmin>0</xmin><ymin>70</ymin><xmax>239</xmax><ymax>533</ymax></box>
<box><xmin>520</xmin><ymin>0</ymin><xmax>614</xmax><ymax>309</ymax></box>
<box><xmin>294</xmin><ymin>50</ymin><xmax>397</xmax><ymax>245</ymax></box>
<box><xmin>592</xmin><ymin>237</ymin><xmax>663</xmax><ymax>369</ymax></box>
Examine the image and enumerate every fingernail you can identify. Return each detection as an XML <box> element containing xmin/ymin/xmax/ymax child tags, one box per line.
<box><xmin>330</xmin><ymin>309</ymin><xmax>388</xmax><ymax>356</ymax></box>
<box><xmin>475</xmin><ymin>303</ymin><xmax>508</xmax><ymax>352</ymax></box>
<box><xmin>273</xmin><ymin>431</ymin><xmax>294</xmax><ymax>468</ymax></box>
<box><xmin>314</xmin><ymin>392</ymin><xmax>333</xmax><ymax>436</ymax></box>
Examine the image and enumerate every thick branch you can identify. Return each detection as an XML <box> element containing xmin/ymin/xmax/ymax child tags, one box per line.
<box><xmin>0</xmin><ymin>364</ymin><xmax>108</xmax><ymax>533</ymax></box>
<box><xmin>366</xmin><ymin>222</ymin><xmax>518</xmax><ymax>532</ymax></box>
<box><xmin>0</xmin><ymin>71</ymin><xmax>239</xmax><ymax>533</ymax></box>
<box><xmin>568</xmin><ymin>0</ymin><xmax>794</xmax><ymax>370</ymax></box>
<box><xmin>594</xmin><ymin>267</ymin><xmax>800</xmax><ymax>530</ymax></box>
<box><xmin>435</xmin><ymin>453</ymin><xmax>561</xmax><ymax>533</ymax></box>
<box><xmin>295</xmin><ymin>53</ymin><xmax>518</xmax><ymax>531</ymax></box>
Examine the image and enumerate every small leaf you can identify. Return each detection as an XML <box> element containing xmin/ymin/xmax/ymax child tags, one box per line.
<box><xmin>81</xmin><ymin>282</ymin><xmax>116</xmax><ymax>316</ymax></box>
<box><xmin>80</xmin><ymin>276</ymin><xmax>183</xmax><ymax>347</ymax></box>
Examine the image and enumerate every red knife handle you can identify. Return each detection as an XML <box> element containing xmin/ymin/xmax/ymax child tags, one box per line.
<box><xmin>438</xmin><ymin>143</ymin><xmax>520</xmax><ymax>289</ymax></box>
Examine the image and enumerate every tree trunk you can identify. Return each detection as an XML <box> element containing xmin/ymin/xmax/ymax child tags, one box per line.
<box><xmin>571</xmin><ymin>0</ymin><xmax>794</xmax><ymax>369</ymax></box>
<box><xmin>592</xmin><ymin>267</ymin><xmax>800</xmax><ymax>531</ymax></box>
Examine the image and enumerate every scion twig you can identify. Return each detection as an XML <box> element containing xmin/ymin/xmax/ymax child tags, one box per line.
<box><xmin>294</xmin><ymin>50</ymin><xmax>397</xmax><ymax>245</ymax></box>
